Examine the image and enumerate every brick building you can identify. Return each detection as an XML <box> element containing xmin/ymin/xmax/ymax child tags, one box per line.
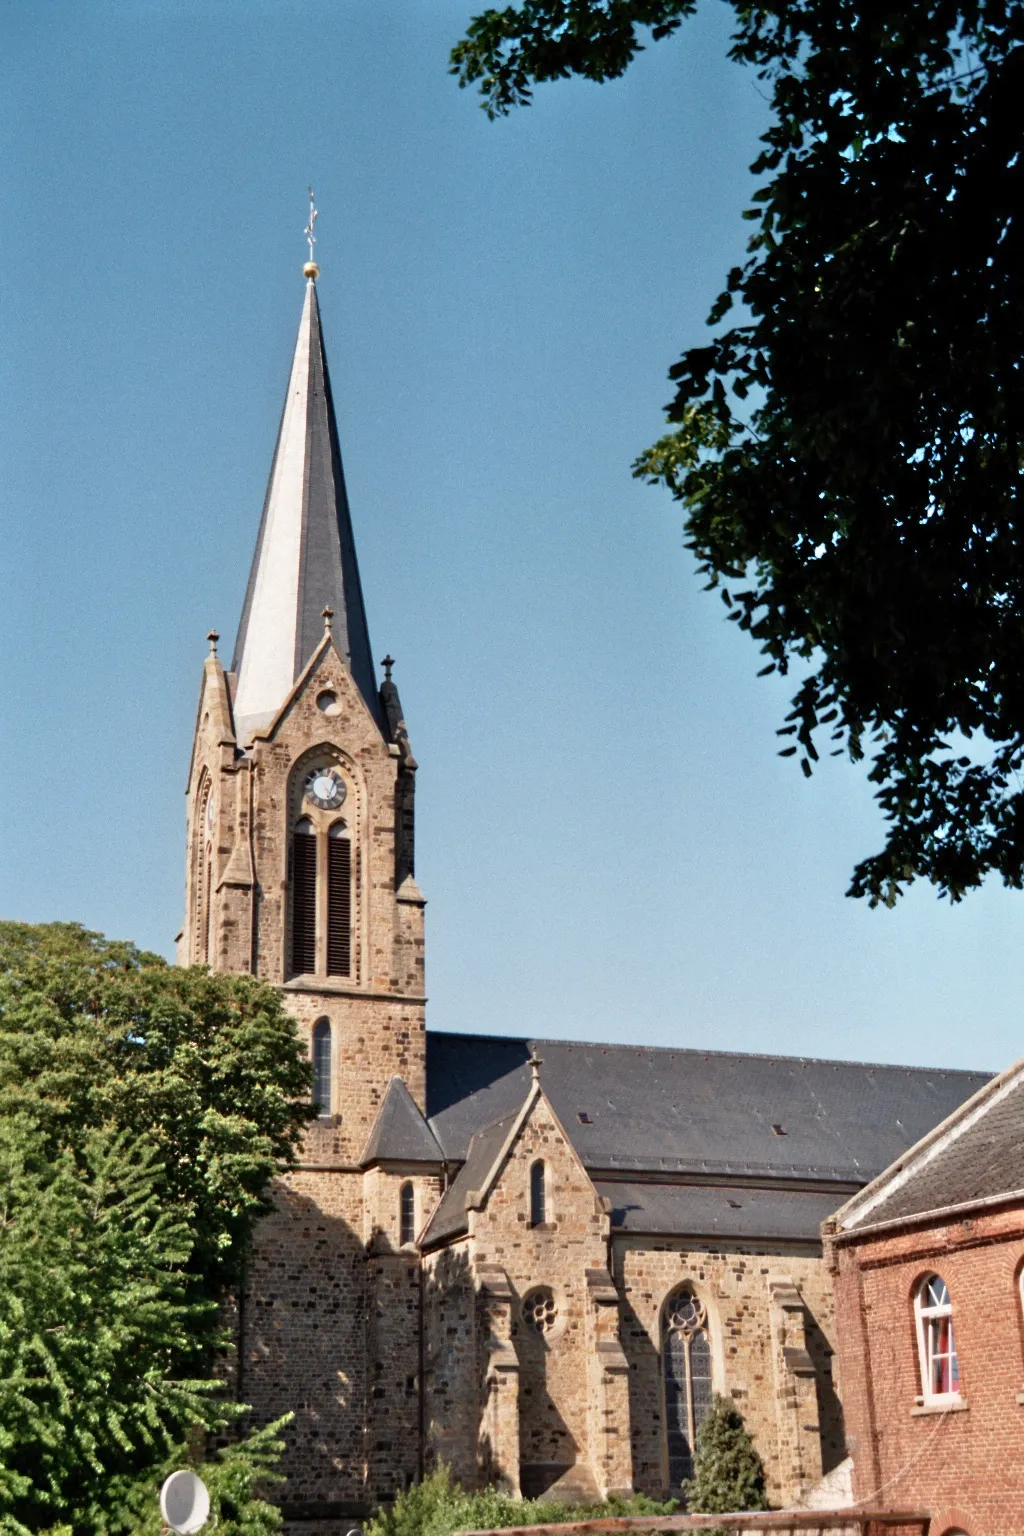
<box><xmin>180</xmin><ymin>257</ymin><xmax>991</xmax><ymax>1532</ymax></box>
<box><xmin>826</xmin><ymin>1057</ymin><xmax>1024</xmax><ymax>1536</ymax></box>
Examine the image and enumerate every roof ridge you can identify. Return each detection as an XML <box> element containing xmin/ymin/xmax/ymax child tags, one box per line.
<box><xmin>425</xmin><ymin>1028</ymin><xmax>990</xmax><ymax>1078</ymax></box>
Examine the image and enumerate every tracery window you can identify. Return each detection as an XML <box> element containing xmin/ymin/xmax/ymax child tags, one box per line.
<box><xmin>312</xmin><ymin>1017</ymin><xmax>332</xmax><ymax>1118</ymax></box>
<box><xmin>400</xmin><ymin>1181</ymin><xmax>416</xmax><ymax>1246</ymax></box>
<box><xmin>530</xmin><ymin>1160</ymin><xmax>547</xmax><ymax>1227</ymax></box>
<box><xmin>662</xmin><ymin>1288</ymin><xmax>713</xmax><ymax>1489</ymax></box>
<box><xmin>914</xmin><ymin>1274</ymin><xmax>960</xmax><ymax>1400</ymax></box>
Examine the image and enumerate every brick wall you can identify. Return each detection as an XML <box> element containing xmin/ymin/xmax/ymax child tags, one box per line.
<box><xmin>829</xmin><ymin>1203</ymin><xmax>1024</xmax><ymax>1536</ymax></box>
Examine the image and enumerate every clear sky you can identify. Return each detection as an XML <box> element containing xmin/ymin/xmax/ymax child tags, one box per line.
<box><xmin>2</xmin><ymin>1</ymin><xmax>1020</xmax><ymax>1075</ymax></box>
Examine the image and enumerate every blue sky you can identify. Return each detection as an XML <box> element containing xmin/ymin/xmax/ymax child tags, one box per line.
<box><xmin>2</xmin><ymin>0</ymin><xmax>1020</xmax><ymax>1073</ymax></box>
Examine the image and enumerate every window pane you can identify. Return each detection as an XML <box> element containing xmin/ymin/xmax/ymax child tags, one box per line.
<box><xmin>663</xmin><ymin>1327</ymin><xmax>693</xmax><ymax>1488</ymax></box>
<box><xmin>400</xmin><ymin>1182</ymin><xmax>415</xmax><ymax>1246</ymax></box>
<box><xmin>312</xmin><ymin>1020</ymin><xmax>332</xmax><ymax>1116</ymax></box>
<box><xmin>530</xmin><ymin>1161</ymin><xmax>546</xmax><ymax>1226</ymax></box>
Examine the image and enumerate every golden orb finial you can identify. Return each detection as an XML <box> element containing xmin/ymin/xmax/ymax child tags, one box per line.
<box><xmin>303</xmin><ymin>261</ymin><xmax>319</xmax><ymax>280</ymax></box>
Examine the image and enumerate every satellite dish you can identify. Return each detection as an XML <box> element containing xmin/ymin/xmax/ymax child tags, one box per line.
<box><xmin>160</xmin><ymin>1470</ymin><xmax>211</xmax><ymax>1534</ymax></box>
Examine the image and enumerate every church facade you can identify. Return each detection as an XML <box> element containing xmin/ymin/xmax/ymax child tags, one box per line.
<box><xmin>179</xmin><ymin>264</ymin><xmax>990</xmax><ymax>1533</ymax></box>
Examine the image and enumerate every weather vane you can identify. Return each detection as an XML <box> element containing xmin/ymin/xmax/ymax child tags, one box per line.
<box><xmin>303</xmin><ymin>189</ymin><xmax>319</xmax><ymax>278</ymax></box>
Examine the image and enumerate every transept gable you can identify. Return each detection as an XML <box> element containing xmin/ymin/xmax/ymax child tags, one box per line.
<box><xmin>420</xmin><ymin>1077</ymin><xmax>605</xmax><ymax>1251</ymax></box>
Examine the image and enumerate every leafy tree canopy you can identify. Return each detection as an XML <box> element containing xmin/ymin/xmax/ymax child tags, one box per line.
<box><xmin>0</xmin><ymin>921</ymin><xmax>313</xmax><ymax>1289</ymax></box>
<box><xmin>0</xmin><ymin>922</ymin><xmax>312</xmax><ymax>1532</ymax></box>
<box><xmin>453</xmin><ymin>0</ymin><xmax>1024</xmax><ymax>905</ymax></box>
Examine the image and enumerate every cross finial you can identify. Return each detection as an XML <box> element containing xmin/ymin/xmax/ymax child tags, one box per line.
<box><xmin>381</xmin><ymin>654</ymin><xmax>395</xmax><ymax>681</ymax></box>
<box><xmin>528</xmin><ymin>1050</ymin><xmax>543</xmax><ymax>1083</ymax></box>
<box><xmin>322</xmin><ymin>606</ymin><xmax>334</xmax><ymax>634</ymax></box>
<box><xmin>303</xmin><ymin>189</ymin><xmax>320</xmax><ymax>279</ymax></box>
<box><xmin>207</xmin><ymin>629</ymin><xmax>219</xmax><ymax>656</ymax></box>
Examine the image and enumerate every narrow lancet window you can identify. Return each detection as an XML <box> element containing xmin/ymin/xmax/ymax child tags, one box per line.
<box><xmin>662</xmin><ymin>1289</ymin><xmax>713</xmax><ymax>1488</ymax></box>
<box><xmin>530</xmin><ymin>1160</ymin><xmax>547</xmax><ymax>1227</ymax></box>
<box><xmin>327</xmin><ymin>821</ymin><xmax>352</xmax><ymax>977</ymax></box>
<box><xmin>312</xmin><ymin>1018</ymin><xmax>332</xmax><ymax>1117</ymax></box>
<box><xmin>400</xmin><ymin>1181</ymin><xmax>416</xmax><ymax>1246</ymax></box>
<box><xmin>291</xmin><ymin>818</ymin><xmax>317</xmax><ymax>976</ymax></box>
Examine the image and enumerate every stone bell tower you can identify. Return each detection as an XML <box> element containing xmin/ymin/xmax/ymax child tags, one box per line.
<box><xmin>179</xmin><ymin>255</ymin><xmax>426</xmax><ymax>1164</ymax></box>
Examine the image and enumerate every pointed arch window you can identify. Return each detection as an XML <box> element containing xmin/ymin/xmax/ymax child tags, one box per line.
<box><xmin>327</xmin><ymin>821</ymin><xmax>352</xmax><ymax>977</ymax></box>
<box><xmin>400</xmin><ymin>1181</ymin><xmax>416</xmax><ymax>1246</ymax></box>
<box><xmin>662</xmin><ymin>1289</ymin><xmax>713</xmax><ymax>1489</ymax></box>
<box><xmin>291</xmin><ymin>818</ymin><xmax>317</xmax><ymax>976</ymax></box>
<box><xmin>530</xmin><ymin>1160</ymin><xmax>547</xmax><ymax>1227</ymax></box>
<box><xmin>312</xmin><ymin>1017</ymin><xmax>332</xmax><ymax>1117</ymax></box>
<box><xmin>915</xmin><ymin>1274</ymin><xmax>960</xmax><ymax>1401</ymax></box>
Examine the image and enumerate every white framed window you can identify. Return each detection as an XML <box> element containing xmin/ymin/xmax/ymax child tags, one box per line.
<box><xmin>914</xmin><ymin>1274</ymin><xmax>961</xmax><ymax>1401</ymax></box>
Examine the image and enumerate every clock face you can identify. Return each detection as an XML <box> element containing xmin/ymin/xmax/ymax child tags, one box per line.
<box><xmin>305</xmin><ymin>767</ymin><xmax>347</xmax><ymax>810</ymax></box>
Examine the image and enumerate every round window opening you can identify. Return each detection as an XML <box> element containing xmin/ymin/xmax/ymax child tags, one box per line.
<box><xmin>522</xmin><ymin>1286</ymin><xmax>559</xmax><ymax>1336</ymax></box>
<box><xmin>316</xmin><ymin>690</ymin><xmax>339</xmax><ymax>714</ymax></box>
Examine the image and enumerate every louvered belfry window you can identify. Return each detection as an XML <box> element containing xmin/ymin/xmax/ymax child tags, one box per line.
<box><xmin>327</xmin><ymin>823</ymin><xmax>352</xmax><ymax>977</ymax></box>
<box><xmin>291</xmin><ymin>819</ymin><xmax>317</xmax><ymax>976</ymax></box>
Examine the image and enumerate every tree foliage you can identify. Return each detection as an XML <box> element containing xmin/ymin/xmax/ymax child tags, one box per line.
<box><xmin>683</xmin><ymin>1395</ymin><xmax>768</xmax><ymax>1518</ymax></box>
<box><xmin>452</xmin><ymin>0</ymin><xmax>1024</xmax><ymax>904</ymax></box>
<box><xmin>0</xmin><ymin>922</ymin><xmax>312</xmax><ymax>1532</ymax></box>
<box><xmin>0</xmin><ymin>921</ymin><xmax>313</xmax><ymax>1289</ymax></box>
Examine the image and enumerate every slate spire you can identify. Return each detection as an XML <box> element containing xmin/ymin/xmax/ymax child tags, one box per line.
<box><xmin>231</xmin><ymin>275</ymin><xmax>383</xmax><ymax>742</ymax></box>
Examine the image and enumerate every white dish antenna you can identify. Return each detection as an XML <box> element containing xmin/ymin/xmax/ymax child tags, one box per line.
<box><xmin>160</xmin><ymin>1470</ymin><xmax>211</xmax><ymax>1534</ymax></box>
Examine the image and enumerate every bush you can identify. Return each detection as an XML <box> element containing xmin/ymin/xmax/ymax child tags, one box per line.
<box><xmin>367</xmin><ymin>1464</ymin><xmax>677</xmax><ymax>1536</ymax></box>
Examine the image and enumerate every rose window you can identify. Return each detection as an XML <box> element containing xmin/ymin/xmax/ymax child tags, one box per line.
<box><xmin>522</xmin><ymin>1286</ymin><xmax>558</xmax><ymax>1335</ymax></box>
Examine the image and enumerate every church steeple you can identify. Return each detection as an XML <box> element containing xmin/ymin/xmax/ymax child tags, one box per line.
<box><xmin>231</xmin><ymin>273</ymin><xmax>383</xmax><ymax>743</ymax></box>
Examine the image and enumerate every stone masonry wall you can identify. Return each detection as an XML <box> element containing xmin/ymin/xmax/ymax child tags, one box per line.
<box><xmin>242</xmin><ymin>1170</ymin><xmax>368</xmax><ymax>1512</ymax></box>
<box><xmin>615</xmin><ymin>1237</ymin><xmax>841</xmax><ymax>1506</ymax></box>
<box><xmin>830</xmin><ymin>1204</ymin><xmax>1024</xmax><ymax>1536</ymax></box>
<box><xmin>469</xmin><ymin>1094</ymin><xmax>612</xmax><ymax>1497</ymax></box>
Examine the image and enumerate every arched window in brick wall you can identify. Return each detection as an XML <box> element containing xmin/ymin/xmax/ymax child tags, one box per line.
<box><xmin>529</xmin><ymin>1160</ymin><xmax>547</xmax><ymax>1227</ymax></box>
<box><xmin>662</xmin><ymin>1288</ymin><xmax>713</xmax><ymax>1489</ymax></box>
<box><xmin>400</xmin><ymin>1181</ymin><xmax>416</xmax><ymax>1246</ymax></box>
<box><xmin>914</xmin><ymin>1274</ymin><xmax>960</xmax><ymax>1401</ymax></box>
<box><xmin>312</xmin><ymin>1017</ymin><xmax>332</xmax><ymax>1118</ymax></box>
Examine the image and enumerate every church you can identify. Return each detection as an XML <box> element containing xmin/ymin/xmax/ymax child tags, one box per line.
<box><xmin>179</xmin><ymin>252</ymin><xmax>990</xmax><ymax>1533</ymax></box>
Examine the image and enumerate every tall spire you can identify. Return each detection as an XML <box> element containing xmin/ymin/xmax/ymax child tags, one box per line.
<box><xmin>231</xmin><ymin>267</ymin><xmax>383</xmax><ymax>741</ymax></box>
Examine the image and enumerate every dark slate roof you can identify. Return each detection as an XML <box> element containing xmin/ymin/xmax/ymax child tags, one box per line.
<box><xmin>840</xmin><ymin>1065</ymin><xmax>1024</xmax><ymax>1229</ymax></box>
<box><xmin>594</xmin><ymin>1180</ymin><xmax>847</xmax><ymax>1244</ymax></box>
<box><xmin>420</xmin><ymin>1109</ymin><xmax>519</xmax><ymax>1248</ymax></box>
<box><xmin>232</xmin><ymin>280</ymin><xmax>384</xmax><ymax>734</ymax></box>
<box><xmin>361</xmin><ymin>1076</ymin><xmax>444</xmax><ymax>1167</ymax></box>
<box><xmin>425</xmin><ymin>1032</ymin><xmax>990</xmax><ymax>1184</ymax></box>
